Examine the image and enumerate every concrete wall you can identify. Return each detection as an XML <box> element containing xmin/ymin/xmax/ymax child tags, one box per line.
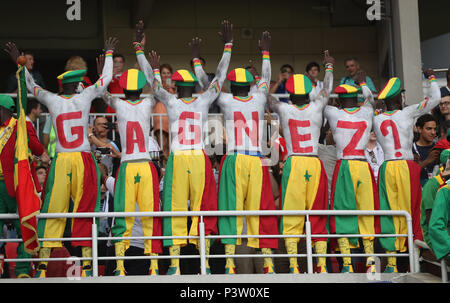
<box><xmin>103</xmin><ymin>0</ymin><xmax>380</xmax><ymax>89</ymax></box>
<box><xmin>0</xmin><ymin>0</ymin><xmax>381</xmax><ymax>91</ymax></box>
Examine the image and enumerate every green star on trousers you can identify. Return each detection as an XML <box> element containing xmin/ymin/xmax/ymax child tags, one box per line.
<box><xmin>304</xmin><ymin>170</ymin><xmax>312</xmax><ymax>182</ymax></box>
<box><xmin>357</xmin><ymin>180</ymin><xmax>362</xmax><ymax>187</ymax></box>
<box><xmin>134</xmin><ymin>173</ymin><xmax>141</xmax><ymax>184</ymax></box>
<box><xmin>67</xmin><ymin>172</ymin><xmax>72</xmax><ymax>181</ymax></box>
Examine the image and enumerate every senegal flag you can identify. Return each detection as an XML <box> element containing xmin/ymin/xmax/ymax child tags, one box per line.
<box><xmin>14</xmin><ymin>65</ymin><xmax>40</xmax><ymax>255</ymax></box>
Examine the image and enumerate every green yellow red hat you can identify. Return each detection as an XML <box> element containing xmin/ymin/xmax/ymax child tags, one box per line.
<box><xmin>335</xmin><ymin>84</ymin><xmax>360</xmax><ymax>98</ymax></box>
<box><xmin>377</xmin><ymin>77</ymin><xmax>403</xmax><ymax>100</ymax></box>
<box><xmin>0</xmin><ymin>95</ymin><xmax>15</xmax><ymax>111</ymax></box>
<box><xmin>172</xmin><ymin>69</ymin><xmax>198</xmax><ymax>87</ymax></box>
<box><xmin>227</xmin><ymin>68</ymin><xmax>254</xmax><ymax>86</ymax></box>
<box><xmin>285</xmin><ymin>74</ymin><xmax>313</xmax><ymax>96</ymax></box>
<box><xmin>119</xmin><ymin>69</ymin><xmax>147</xmax><ymax>91</ymax></box>
<box><xmin>57</xmin><ymin>69</ymin><xmax>86</xmax><ymax>84</ymax></box>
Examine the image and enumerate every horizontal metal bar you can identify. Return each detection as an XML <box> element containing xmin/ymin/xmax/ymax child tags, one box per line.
<box><xmin>0</xmin><ymin>210</ymin><xmax>412</xmax><ymax>219</ymax></box>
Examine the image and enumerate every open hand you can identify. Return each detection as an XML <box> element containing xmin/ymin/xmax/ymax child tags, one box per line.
<box><xmin>258</xmin><ymin>31</ymin><xmax>271</xmax><ymax>53</ymax></box>
<box><xmin>4</xmin><ymin>42</ymin><xmax>22</xmax><ymax>64</ymax></box>
<box><xmin>104</xmin><ymin>37</ymin><xmax>119</xmax><ymax>52</ymax></box>
<box><xmin>188</xmin><ymin>37</ymin><xmax>202</xmax><ymax>59</ymax></box>
<box><xmin>149</xmin><ymin>50</ymin><xmax>160</xmax><ymax>70</ymax></box>
<box><xmin>218</xmin><ymin>20</ymin><xmax>233</xmax><ymax>44</ymax></box>
<box><xmin>134</xmin><ymin>20</ymin><xmax>146</xmax><ymax>47</ymax></box>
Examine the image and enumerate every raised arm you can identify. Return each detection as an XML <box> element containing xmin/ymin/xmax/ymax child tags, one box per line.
<box><xmin>189</xmin><ymin>37</ymin><xmax>210</xmax><ymax>89</ymax></box>
<box><xmin>313</xmin><ymin>50</ymin><xmax>335</xmax><ymax>108</ymax></box>
<box><xmin>4</xmin><ymin>42</ymin><xmax>55</xmax><ymax>107</ymax></box>
<box><xmin>133</xmin><ymin>20</ymin><xmax>173</xmax><ymax>107</ymax></box>
<box><xmin>197</xmin><ymin>20</ymin><xmax>233</xmax><ymax>104</ymax></box>
<box><xmin>82</xmin><ymin>37</ymin><xmax>118</xmax><ymax>98</ymax></box>
<box><xmin>404</xmin><ymin>69</ymin><xmax>441</xmax><ymax>118</ymax></box>
<box><xmin>256</xmin><ymin>31</ymin><xmax>272</xmax><ymax>95</ymax></box>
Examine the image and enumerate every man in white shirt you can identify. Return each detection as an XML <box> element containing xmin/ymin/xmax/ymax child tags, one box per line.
<box><xmin>364</xmin><ymin>131</ymin><xmax>384</xmax><ymax>181</ymax></box>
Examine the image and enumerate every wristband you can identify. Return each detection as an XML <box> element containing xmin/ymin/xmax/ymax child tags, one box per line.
<box><xmin>193</xmin><ymin>58</ymin><xmax>202</xmax><ymax>68</ymax></box>
<box><xmin>133</xmin><ymin>42</ymin><xmax>144</xmax><ymax>51</ymax></box>
<box><xmin>154</xmin><ymin>69</ymin><xmax>161</xmax><ymax>77</ymax></box>
<box><xmin>262</xmin><ymin>51</ymin><xmax>270</xmax><ymax>61</ymax></box>
<box><xmin>224</xmin><ymin>43</ymin><xmax>233</xmax><ymax>54</ymax></box>
<box><xmin>105</xmin><ymin>50</ymin><xmax>113</xmax><ymax>58</ymax></box>
<box><xmin>359</xmin><ymin>82</ymin><xmax>367</xmax><ymax>87</ymax></box>
<box><xmin>325</xmin><ymin>64</ymin><xmax>334</xmax><ymax>72</ymax></box>
<box><xmin>428</xmin><ymin>75</ymin><xmax>436</xmax><ymax>83</ymax></box>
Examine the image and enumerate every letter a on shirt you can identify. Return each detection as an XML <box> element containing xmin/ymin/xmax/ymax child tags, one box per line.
<box><xmin>126</xmin><ymin>121</ymin><xmax>146</xmax><ymax>154</ymax></box>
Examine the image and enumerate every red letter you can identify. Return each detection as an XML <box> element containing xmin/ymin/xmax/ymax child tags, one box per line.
<box><xmin>288</xmin><ymin>119</ymin><xmax>313</xmax><ymax>153</ymax></box>
<box><xmin>178</xmin><ymin>111</ymin><xmax>201</xmax><ymax>146</ymax></box>
<box><xmin>56</xmin><ymin>111</ymin><xmax>84</xmax><ymax>149</ymax></box>
<box><xmin>380</xmin><ymin>119</ymin><xmax>402</xmax><ymax>157</ymax></box>
<box><xmin>234</xmin><ymin>112</ymin><xmax>259</xmax><ymax>147</ymax></box>
<box><xmin>126</xmin><ymin>121</ymin><xmax>146</xmax><ymax>154</ymax></box>
<box><xmin>337</xmin><ymin>120</ymin><xmax>367</xmax><ymax>157</ymax></box>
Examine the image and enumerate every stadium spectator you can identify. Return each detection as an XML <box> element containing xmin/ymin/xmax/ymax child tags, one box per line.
<box><xmin>318</xmin><ymin>124</ymin><xmax>337</xmax><ymax>203</ymax></box>
<box><xmin>25</xmin><ymin>98</ymin><xmax>44</xmax><ymax>148</ymax></box>
<box><xmin>339</xmin><ymin>58</ymin><xmax>376</xmax><ymax>103</ymax></box>
<box><xmin>435</xmin><ymin>95</ymin><xmax>450</xmax><ymax>133</ymax></box>
<box><xmin>270</xmin><ymin>64</ymin><xmax>294</xmax><ymax>103</ymax></box>
<box><xmin>58</xmin><ymin>56</ymin><xmax>93</xmax><ymax>93</ymax></box>
<box><xmin>25</xmin><ymin>98</ymin><xmax>42</xmax><ymax>128</ymax></box>
<box><xmin>7</xmin><ymin>51</ymin><xmax>45</xmax><ymax>93</ymax></box>
<box><xmin>364</xmin><ymin>131</ymin><xmax>384</xmax><ymax>181</ymax></box>
<box><xmin>108</xmin><ymin>54</ymin><xmax>127</xmax><ymax>94</ymax></box>
<box><xmin>420</xmin><ymin>149</ymin><xmax>450</xmax><ymax>250</ymax></box>
<box><xmin>42</xmin><ymin>117</ymin><xmax>56</xmax><ymax>160</ymax></box>
<box><xmin>152</xmin><ymin>63</ymin><xmax>174</xmax><ymax>161</ymax></box>
<box><xmin>88</xmin><ymin>116</ymin><xmax>120</xmax><ymax>173</ymax></box>
<box><xmin>428</xmin><ymin>183</ymin><xmax>450</xmax><ymax>262</ymax></box>
<box><xmin>413</xmin><ymin>114</ymin><xmax>440</xmax><ymax>186</ymax></box>
<box><xmin>431</xmin><ymin>69</ymin><xmax>450</xmax><ymax>128</ymax></box>
<box><xmin>440</xmin><ymin>68</ymin><xmax>450</xmax><ymax>98</ymax></box>
<box><xmin>35</xmin><ymin>165</ymin><xmax>47</xmax><ymax>190</ymax></box>
<box><xmin>305</xmin><ymin>61</ymin><xmax>323</xmax><ymax>92</ymax></box>
<box><xmin>100</xmin><ymin>54</ymin><xmax>127</xmax><ymax>113</ymax></box>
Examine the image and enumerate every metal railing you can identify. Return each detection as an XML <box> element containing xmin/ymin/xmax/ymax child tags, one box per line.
<box><xmin>413</xmin><ymin>239</ymin><xmax>448</xmax><ymax>283</ymax></box>
<box><xmin>0</xmin><ymin>210</ymin><xmax>416</xmax><ymax>278</ymax></box>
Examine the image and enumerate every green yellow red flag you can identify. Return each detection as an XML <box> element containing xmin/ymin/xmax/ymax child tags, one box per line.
<box><xmin>14</xmin><ymin>65</ymin><xmax>41</xmax><ymax>255</ymax></box>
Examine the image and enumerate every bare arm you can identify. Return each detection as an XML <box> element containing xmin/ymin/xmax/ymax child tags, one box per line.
<box><xmin>257</xmin><ymin>31</ymin><xmax>272</xmax><ymax>95</ymax></box>
<box><xmin>189</xmin><ymin>37</ymin><xmax>210</xmax><ymax>89</ymax></box>
<box><xmin>314</xmin><ymin>50</ymin><xmax>334</xmax><ymax>108</ymax></box>
<box><xmin>197</xmin><ymin>20</ymin><xmax>234</xmax><ymax>105</ymax></box>
<box><xmin>404</xmin><ymin>69</ymin><xmax>441</xmax><ymax>118</ymax></box>
<box><xmin>82</xmin><ymin>37</ymin><xmax>119</xmax><ymax>99</ymax></box>
<box><xmin>132</xmin><ymin>21</ymin><xmax>173</xmax><ymax>107</ymax></box>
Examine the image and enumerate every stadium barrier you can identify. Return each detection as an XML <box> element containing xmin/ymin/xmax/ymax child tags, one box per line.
<box><xmin>0</xmin><ymin>209</ymin><xmax>416</xmax><ymax>278</ymax></box>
